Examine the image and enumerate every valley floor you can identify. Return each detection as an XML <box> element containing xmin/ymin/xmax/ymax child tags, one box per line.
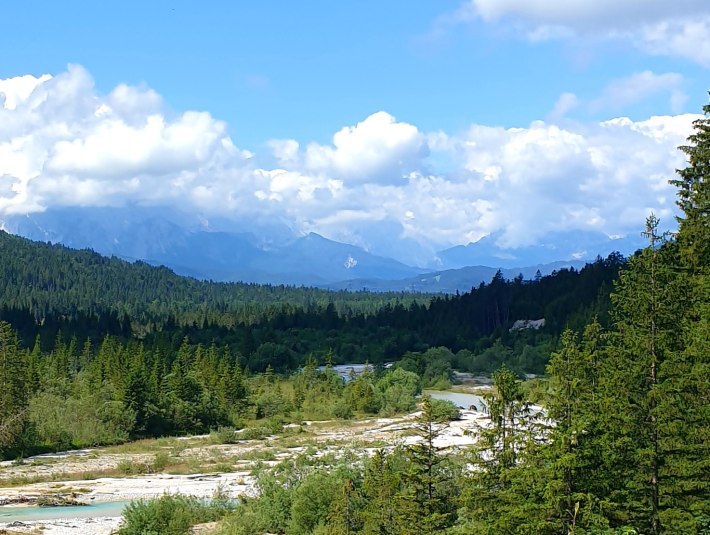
<box><xmin>0</xmin><ymin>407</ymin><xmax>489</xmax><ymax>534</ymax></box>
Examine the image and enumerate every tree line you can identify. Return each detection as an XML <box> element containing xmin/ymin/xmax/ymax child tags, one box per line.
<box><xmin>0</xmin><ymin>240</ymin><xmax>626</xmax><ymax>377</ymax></box>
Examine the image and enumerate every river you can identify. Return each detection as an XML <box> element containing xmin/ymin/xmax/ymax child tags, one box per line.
<box><xmin>425</xmin><ymin>390</ymin><xmax>488</xmax><ymax>411</ymax></box>
<box><xmin>0</xmin><ymin>500</ymin><xmax>129</xmax><ymax>523</ymax></box>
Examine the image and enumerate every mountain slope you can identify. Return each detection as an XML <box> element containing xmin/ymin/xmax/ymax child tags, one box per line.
<box><xmin>325</xmin><ymin>261</ymin><xmax>585</xmax><ymax>293</ymax></box>
<box><xmin>0</xmin><ymin>230</ymin><xmax>431</xmax><ymax>327</ymax></box>
<box><xmin>1</xmin><ymin>208</ymin><xmax>421</xmax><ymax>285</ymax></box>
<box><xmin>437</xmin><ymin>229</ymin><xmax>645</xmax><ymax>269</ymax></box>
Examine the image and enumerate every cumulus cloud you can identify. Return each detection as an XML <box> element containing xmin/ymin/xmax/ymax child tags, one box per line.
<box><xmin>267</xmin><ymin>112</ymin><xmax>428</xmax><ymax>190</ymax></box>
<box><xmin>410</xmin><ymin>114</ymin><xmax>693</xmax><ymax>250</ymax></box>
<box><xmin>297</xmin><ymin>112</ymin><xmax>428</xmax><ymax>185</ymax></box>
<box><xmin>0</xmin><ymin>65</ymin><xmax>255</xmax><ymax>213</ymax></box>
<box><xmin>451</xmin><ymin>0</ymin><xmax>710</xmax><ymax>66</ymax></box>
<box><xmin>0</xmin><ymin>65</ymin><xmax>699</xmax><ymax>264</ymax></box>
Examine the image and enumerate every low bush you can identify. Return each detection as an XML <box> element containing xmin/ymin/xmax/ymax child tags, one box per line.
<box><xmin>116</xmin><ymin>459</ymin><xmax>143</xmax><ymax>475</ymax></box>
<box><xmin>429</xmin><ymin>398</ymin><xmax>460</xmax><ymax>422</ymax></box>
<box><xmin>118</xmin><ymin>493</ymin><xmax>231</xmax><ymax>535</ymax></box>
<box><xmin>151</xmin><ymin>451</ymin><xmax>171</xmax><ymax>472</ymax></box>
<box><xmin>211</xmin><ymin>426</ymin><xmax>240</xmax><ymax>444</ymax></box>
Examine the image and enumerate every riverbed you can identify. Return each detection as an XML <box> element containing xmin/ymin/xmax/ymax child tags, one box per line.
<box><xmin>0</xmin><ymin>500</ymin><xmax>128</xmax><ymax>523</ymax></box>
<box><xmin>425</xmin><ymin>390</ymin><xmax>487</xmax><ymax>411</ymax></box>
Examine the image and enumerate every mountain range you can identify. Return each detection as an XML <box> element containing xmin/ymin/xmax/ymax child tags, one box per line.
<box><xmin>0</xmin><ymin>206</ymin><xmax>645</xmax><ymax>291</ymax></box>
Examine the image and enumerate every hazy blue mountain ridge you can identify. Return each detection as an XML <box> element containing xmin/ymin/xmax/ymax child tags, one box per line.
<box><xmin>1</xmin><ymin>207</ymin><xmax>642</xmax><ymax>289</ymax></box>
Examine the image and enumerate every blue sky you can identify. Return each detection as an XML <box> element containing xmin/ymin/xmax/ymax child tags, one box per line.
<box><xmin>1</xmin><ymin>1</ymin><xmax>709</xmax><ymax>264</ymax></box>
<box><xmin>3</xmin><ymin>0</ymin><xmax>707</xmax><ymax>147</ymax></box>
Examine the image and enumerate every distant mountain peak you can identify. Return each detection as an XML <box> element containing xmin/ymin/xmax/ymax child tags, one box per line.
<box><xmin>0</xmin><ymin>206</ymin><xmax>646</xmax><ymax>288</ymax></box>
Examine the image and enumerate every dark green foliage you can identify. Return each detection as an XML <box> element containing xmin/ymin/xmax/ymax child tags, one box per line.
<box><xmin>0</xmin><ymin>227</ymin><xmax>624</xmax><ymax>374</ymax></box>
<box><xmin>398</xmin><ymin>396</ymin><xmax>458</xmax><ymax>534</ymax></box>
<box><xmin>396</xmin><ymin>347</ymin><xmax>453</xmax><ymax>389</ymax></box>
<box><xmin>667</xmin><ymin>95</ymin><xmax>710</xmax><ymax>528</ymax></box>
<box><xmin>672</xmin><ymin>96</ymin><xmax>710</xmax><ymax>270</ymax></box>
<box><xmin>218</xmin><ymin>440</ymin><xmax>460</xmax><ymax>535</ymax></box>
<box><xmin>460</xmin><ymin>365</ymin><xmax>538</xmax><ymax>533</ymax></box>
<box><xmin>600</xmin><ymin>218</ymin><xmax>682</xmax><ymax>533</ymax></box>
<box><xmin>455</xmin><ymin>95</ymin><xmax>710</xmax><ymax>535</ymax></box>
<box><xmin>0</xmin><ymin>321</ymin><xmax>30</xmax><ymax>457</ymax></box>
<box><xmin>428</xmin><ymin>399</ymin><xmax>460</xmax><ymax>422</ymax></box>
<box><xmin>375</xmin><ymin>368</ymin><xmax>421</xmax><ymax>416</ymax></box>
<box><xmin>539</xmin><ymin>323</ymin><xmax>610</xmax><ymax>533</ymax></box>
<box><xmin>359</xmin><ymin>449</ymin><xmax>406</xmax><ymax>535</ymax></box>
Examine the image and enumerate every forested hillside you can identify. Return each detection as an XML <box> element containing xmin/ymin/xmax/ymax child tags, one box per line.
<box><xmin>0</xmin><ymin>230</ymin><xmax>431</xmax><ymax>327</ymax></box>
<box><xmin>0</xmin><ymin>224</ymin><xmax>625</xmax><ymax>373</ymax></box>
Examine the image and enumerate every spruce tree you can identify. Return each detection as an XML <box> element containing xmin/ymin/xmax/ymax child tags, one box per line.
<box><xmin>459</xmin><ymin>365</ymin><xmax>537</xmax><ymax>534</ymax></box>
<box><xmin>0</xmin><ymin>321</ymin><xmax>28</xmax><ymax>454</ymax></box>
<box><xmin>360</xmin><ymin>449</ymin><xmax>401</xmax><ymax>535</ymax></box>
<box><xmin>401</xmin><ymin>396</ymin><xmax>452</xmax><ymax>534</ymax></box>
<box><xmin>672</xmin><ymin>95</ymin><xmax>710</xmax><ymax>270</ymax></box>
<box><xmin>662</xmin><ymin>94</ymin><xmax>710</xmax><ymax>529</ymax></box>
<box><xmin>601</xmin><ymin>216</ymin><xmax>684</xmax><ymax>533</ymax></box>
<box><xmin>542</xmin><ymin>325</ymin><xmax>609</xmax><ymax>533</ymax></box>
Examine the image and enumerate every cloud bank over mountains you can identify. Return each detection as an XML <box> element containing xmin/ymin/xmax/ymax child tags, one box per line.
<box><xmin>0</xmin><ymin>65</ymin><xmax>696</xmax><ymax>265</ymax></box>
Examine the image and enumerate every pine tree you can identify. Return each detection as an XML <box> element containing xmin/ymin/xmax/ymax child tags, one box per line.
<box><xmin>542</xmin><ymin>325</ymin><xmax>609</xmax><ymax>533</ymax></box>
<box><xmin>459</xmin><ymin>366</ymin><xmax>537</xmax><ymax>534</ymax></box>
<box><xmin>601</xmin><ymin>216</ymin><xmax>684</xmax><ymax>533</ymax></box>
<box><xmin>0</xmin><ymin>322</ymin><xmax>28</xmax><ymax>454</ymax></box>
<box><xmin>672</xmin><ymin>95</ymin><xmax>710</xmax><ymax>270</ymax></box>
<box><xmin>661</xmin><ymin>94</ymin><xmax>710</xmax><ymax>529</ymax></box>
<box><xmin>360</xmin><ymin>449</ymin><xmax>401</xmax><ymax>535</ymax></box>
<box><xmin>396</xmin><ymin>396</ymin><xmax>454</xmax><ymax>534</ymax></box>
<box><xmin>485</xmin><ymin>365</ymin><xmax>530</xmax><ymax>470</ymax></box>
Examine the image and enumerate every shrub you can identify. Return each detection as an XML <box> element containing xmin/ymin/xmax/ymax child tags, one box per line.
<box><xmin>332</xmin><ymin>399</ymin><xmax>353</xmax><ymax>420</ymax></box>
<box><xmin>118</xmin><ymin>493</ymin><xmax>229</xmax><ymax>535</ymax></box>
<box><xmin>117</xmin><ymin>459</ymin><xmax>143</xmax><ymax>475</ymax></box>
<box><xmin>215</xmin><ymin>505</ymin><xmax>270</xmax><ymax>535</ymax></box>
<box><xmin>239</xmin><ymin>426</ymin><xmax>270</xmax><ymax>441</ymax></box>
<box><xmin>151</xmin><ymin>451</ymin><xmax>171</xmax><ymax>472</ymax></box>
<box><xmin>429</xmin><ymin>399</ymin><xmax>460</xmax><ymax>422</ymax></box>
<box><xmin>212</xmin><ymin>426</ymin><xmax>240</xmax><ymax>444</ymax></box>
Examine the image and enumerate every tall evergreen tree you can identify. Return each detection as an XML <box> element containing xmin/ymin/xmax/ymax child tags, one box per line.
<box><xmin>0</xmin><ymin>321</ymin><xmax>28</xmax><ymax>454</ymax></box>
<box><xmin>360</xmin><ymin>450</ymin><xmax>401</xmax><ymax>535</ymax></box>
<box><xmin>661</xmin><ymin>94</ymin><xmax>710</xmax><ymax>529</ymax></box>
<box><xmin>459</xmin><ymin>365</ymin><xmax>537</xmax><ymax>534</ymax></box>
<box><xmin>602</xmin><ymin>217</ymin><xmax>679</xmax><ymax>533</ymax></box>
<box><xmin>398</xmin><ymin>396</ymin><xmax>454</xmax><ymax>534</ymax></box>
<box><xmin>541</xmin><ymin>325</ymin><xmax>609</xmax><ymax>533</ymax></box>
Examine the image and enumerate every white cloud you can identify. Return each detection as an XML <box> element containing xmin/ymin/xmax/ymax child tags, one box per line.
<box><xmin>589</xmin><ymin>71</ymin><xmax>686</xmax><ymax>113</ymax></box>
<box><xmin>454</xmin><ymin>0</ymin><xmax>710</xmax><ymax>66</ymax></box>
<box><xmin>547</xmin><ymin>71</ymin><xmax>687</xmax><ymax>124</ymax></box>
<box><xmin>299</xmin><ymin>111</ymin><xmax>429</xmax><ymax>184</ymax></box>
<box><xmin>547</xmin><ymin>92</ymin><xmax>579</xmax><ymax>121</ymax></box>
<box><xmin>0</xmin><ymin>65</ymin><xmax>255</xmax><ymax>213</ymax></box>
<box><xmin>0</xmin><ymin>73</ymin><xmax>53</xmax><ymax>110</ymax></box>
<box><xmin>425</xmin><ymin>114</ymin><xmax>694</xmax><ymax>248</ymax></box>
<box><xmin>466</xmin><ymin>0</ymin><xmax>704</xmax><ymax>29</ymax></box>
<box><xmin>0</xmin><ymin>65</ymin><xmax>699</xmax><ymax>263</ymax></box>
<box><xmin>638</xmin><ymin>18</ymin><xmax>710</xmax><ymax>67</ymax></box>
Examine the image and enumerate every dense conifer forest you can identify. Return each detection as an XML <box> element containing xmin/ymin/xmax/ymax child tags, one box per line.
<box><xmin>0</xmin><ymin>225</ymin><xmax>624</xmax><ymax>373</ymax></box>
